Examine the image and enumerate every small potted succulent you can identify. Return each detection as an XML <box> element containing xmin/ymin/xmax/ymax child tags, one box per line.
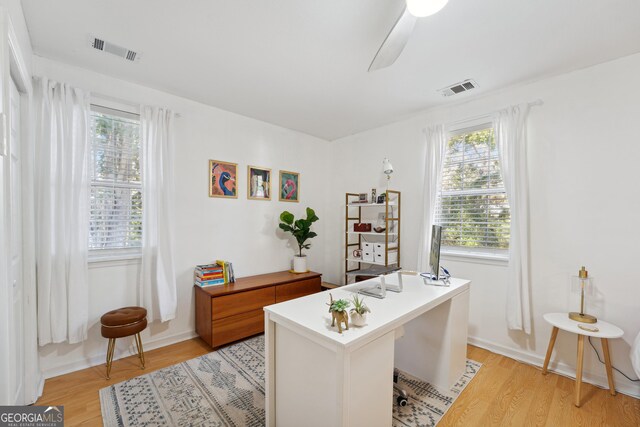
<box><xmin>327</xmin><ymin>294</ymin><xmax>350</xmax><ymax>333</ymax></box>
<box><xmin>350</xmin><ymin>295</ymin><xmax>370</xmax><ymax>327</ymax></box>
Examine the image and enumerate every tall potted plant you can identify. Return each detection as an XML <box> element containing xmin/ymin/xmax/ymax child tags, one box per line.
<box><xmin>279</xmin><ymin>207</ymin><xmax>319</xmax><ymax>272</ymax></box>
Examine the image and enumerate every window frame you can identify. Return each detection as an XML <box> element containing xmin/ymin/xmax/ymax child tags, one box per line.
<box><xmin>437</xmin><ymin>119</ymin><xmax>509</xmax><ymax>263</ymax></box>
<box><xmin>88</xmin><ymin>101</ymin><xmax>143</xmax><ymax>263</ymax></box>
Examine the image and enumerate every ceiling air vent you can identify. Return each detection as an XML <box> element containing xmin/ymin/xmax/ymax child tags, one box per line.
<box><xmin>89</xmin><ymin>36</ymin><xmax>141</xmax><ymax>63</ymax></box>
<box><xmin>439</xmin><ymin>79</ymin><xmax>478</xmax><ymax>97</ymax></box>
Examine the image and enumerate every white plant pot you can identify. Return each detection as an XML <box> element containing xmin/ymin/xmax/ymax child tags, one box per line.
<box><xmin>293</xmin><ymin>255</ymin><xmax>307</xmax><ymax>273</ymax></box>
<box><xmin>350</xmin><ymin>312</ymin><xmax>367</xmax><ymax>327</ymax></box>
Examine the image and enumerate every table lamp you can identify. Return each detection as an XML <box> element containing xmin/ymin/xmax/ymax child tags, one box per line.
<box><xmin>568</xmin><ymin>266</ymin><xmax>597</xmax><ymax>324</ymax></box>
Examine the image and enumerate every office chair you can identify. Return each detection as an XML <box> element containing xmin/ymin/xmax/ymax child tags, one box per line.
<box><xmin>394</xmin><ymin>369</ymin><xmax>409</xmax><ymax>406</ymax></box>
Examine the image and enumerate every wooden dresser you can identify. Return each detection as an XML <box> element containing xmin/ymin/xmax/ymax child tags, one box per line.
<box><xmin>194</xmin><ymin>270</ymin><xmax>322</xmax><ymax>347</ymax></box>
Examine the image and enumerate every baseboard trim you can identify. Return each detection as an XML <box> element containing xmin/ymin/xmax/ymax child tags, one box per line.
<box><xmin>468</xmin><ymin>336</ymin><xmax>640</xmax><ymax>399</ymax></box>
<box><xmin>42</xmin><ymin>329</ymin><xmax>199</xmax><ymax>380</ymax></box>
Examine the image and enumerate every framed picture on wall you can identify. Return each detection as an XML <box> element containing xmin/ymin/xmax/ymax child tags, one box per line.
<box><xmin>279</xmin><ymin>170</ymin><xmax>299</xmax><ymax>202</ymax></box>
<box><xmin>209</xmin><ymin>160</ymin><xmax>238</xmax><ymax>198</ymax></box>
<box><xmin>247</xmin><ymin>166</ymin><xmax>271</xmax><ymax>200</ymax></box>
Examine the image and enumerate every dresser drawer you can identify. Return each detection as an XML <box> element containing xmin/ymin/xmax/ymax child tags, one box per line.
<box><xmin>212</xmin><ymin>309</ymin><xmax>265</xmax><ymax>347</ymax></box>
<box><xmin>212</xmin><ymin>286</ymin><xmax>275</xmax><ymax>320</ymax></box>
<box><xmin>275</xmin><ymin>278</ymin><xmax>321</xmax><ymax>303</ymax></box>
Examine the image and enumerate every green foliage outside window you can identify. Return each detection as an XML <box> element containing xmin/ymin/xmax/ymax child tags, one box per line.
<box><xmin>437</xmin><ymin>128</ymin><xmax>510</xmax><ymax>250</ymax></box>
<box><xmin>89</xmin><ymin>112</ymin><xmax>142</xmax><ymax>250</ymax></box>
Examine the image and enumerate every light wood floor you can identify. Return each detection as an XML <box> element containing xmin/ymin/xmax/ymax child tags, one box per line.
<box><xmin>441</xmin><ymin>346</ymin><xmax>639</xmax><ymax>426</ymax></box>
<box><xmin>37</xmin><ymin>338</ymin><xmax>640</xmax><ymax>426</ymax></box>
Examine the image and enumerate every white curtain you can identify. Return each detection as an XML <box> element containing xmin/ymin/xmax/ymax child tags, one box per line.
<box><xmin>417</xmin><ymin>124</ymin><xmax>448</xmax><ymax>272</ymax></box>
<box><xmin>34</xmin><ymin>77</ymin><xmax>90</xmax><ymax>345</ymax></box>
<box><xmin>140</xmin><ymin>106</ymin><xmax>177</xmax><ymax>322</ymax></box>
<box><xmin>494</xmin><ymin>104</ymin><xmax>532</xmax><ymax>334</ymax></box>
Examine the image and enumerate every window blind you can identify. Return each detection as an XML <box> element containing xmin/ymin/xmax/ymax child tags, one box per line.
<box><xmin>89</xmin><ymin>108</ymin><xmax>142</xmax><ymax>251</ymax></box>
<box><xmin>435</xmin><ymin>127</ymin><xmax>510</xmax><ymax>250</ymax></box>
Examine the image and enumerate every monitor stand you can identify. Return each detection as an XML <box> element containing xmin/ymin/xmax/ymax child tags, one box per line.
<box><xmin>358</xmin><ymin>274</ymin><xmax>386</xmax><ymax>299</ymax></box>
<box><xmin>423</xmin><ymin>276</ymin><xmax>450</xmax><ymax>287</ymax></box>
<box><xmin>357</xmin><ymin>272</ymin><xmax>404</xmax><ymax>298</ymax></box>
<box><xmin>358</xmin><ymin>285</ymin><xmax>386</xmax><ymax>299</ymax></box>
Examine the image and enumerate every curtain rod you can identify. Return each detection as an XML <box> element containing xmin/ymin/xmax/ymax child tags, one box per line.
<box><xmin>91</xmin><ymin>103</ymin><xmax>139</xmax><ymax>117</ymax></box>
<box><xmin>32</xmin><ymin>77</ymin><xmax>182</xmax><ymax>117</ymax></box>
<box><xmin>91</xmin><ymin>93</ymin><xmax>182</xmax><ymax>118</ymax></box>
<box><xmin>443</xmin><ymin>99</ymin><xmax>544</xmax><ymax>130</ymax></box>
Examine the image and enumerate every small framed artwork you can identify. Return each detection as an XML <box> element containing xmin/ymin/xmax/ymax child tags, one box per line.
<box><xmin>209</xmin><ymin>160</ymin><xmax>238</xmax><ymax>198</ymax></box>
<box><xmin>279</xmin><ymin>170</ymin><xmax>300</xmax><ymax>202</ymax></box>
<box><xmin>247</xmin><ymin>165</ymin><xmax>271</xmax><ymax>200</ymax></box>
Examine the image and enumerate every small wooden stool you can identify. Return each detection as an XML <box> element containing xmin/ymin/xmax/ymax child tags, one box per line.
<box><xmin>100</xmin><ymin>306</ymin><xmax>147</xmax><ymax>379</ymax></box>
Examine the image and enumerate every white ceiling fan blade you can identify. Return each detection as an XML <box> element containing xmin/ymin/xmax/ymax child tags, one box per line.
<box><xmin>368</xmin><ymin>6</ymin><xmax>417</xmax><ymax>72</ymax></box>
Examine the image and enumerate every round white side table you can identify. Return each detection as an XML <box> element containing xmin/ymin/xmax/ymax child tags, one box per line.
<box><xmin>542</xmin><ymin>313</ymin><xmax>624</xmax><ymax>407</ymax></box>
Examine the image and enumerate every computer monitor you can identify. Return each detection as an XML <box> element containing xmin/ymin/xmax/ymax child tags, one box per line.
<box><xmin>428</xmin><ymin>225</ymin><xmax>443</xmax><ymax>280</ymax></box>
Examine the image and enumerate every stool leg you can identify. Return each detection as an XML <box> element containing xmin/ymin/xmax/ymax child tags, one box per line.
<box><xmin>575</xmin><ymin>334</ymin><xmax>585</xmax><ymax>407</ymax></box>
<box><xmin>601</xmin><ymin>338</ymin><xmax>616</xmax><ymax>396</ymax></box>
<box><xmin>542</xmin><ymin>326</ymin><xmax>559</xmax><ymax>375</ymax></box>
<box><xmin>135</xmin><ymin>333</ymin><xmax>145</xmax><ymax>369</ymax></box>
<box><xmin>106</xmin><ymin>338</ymin><xmax>116</xmax><ymax>380</ymax></box>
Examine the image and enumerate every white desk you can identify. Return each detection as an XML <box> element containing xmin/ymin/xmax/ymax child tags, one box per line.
<box><xmin>263</xmin><ymin>275</ymin><xmax>471</xmax><ymax>427</ymax></box>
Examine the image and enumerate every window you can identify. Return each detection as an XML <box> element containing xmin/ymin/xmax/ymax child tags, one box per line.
<box><xmin>89</xmin><ymin>105</ymin><xmax>142</xmax><ymax>257</ymax></box>
<box><xmin>435</xmin><ymin>125</ymin><xmax>510</xmax><ymax>255</ymax></box>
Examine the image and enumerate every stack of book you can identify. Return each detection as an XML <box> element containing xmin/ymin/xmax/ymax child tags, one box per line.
<box><xmin>194</xmin><ymin>263</ymin><xmax>225</xmax><ymax>287</ymax></box>
<box><xmin>216</xmin><ymin>260</ymin><xmax>236</xmax><ymax>283</ymax></box>
<box><xmin>194</xmin><ymin>261</ymin><xmax>236</xmax><ymax>287</ymax></box>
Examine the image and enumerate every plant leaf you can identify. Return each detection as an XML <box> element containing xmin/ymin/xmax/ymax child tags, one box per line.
<box><xmin>279</xmin><ymin>223</ymin><xmax>294</xmax><ymax>232</ymax></box>
<box><xmin>306</xmin><ymin>207</ymin><xmax>319</xmax><ymax>222</ymax></box>
<box><xmin>280</xmin><ymin>211</ymin><xmax>294</xmax><ymax>225</ymax></box>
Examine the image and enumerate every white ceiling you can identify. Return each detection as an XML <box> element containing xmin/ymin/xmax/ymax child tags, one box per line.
<box><xmin>21</xmin><ymin>0</ymin><xmax>640</xmax><ymax>140</ymax></box>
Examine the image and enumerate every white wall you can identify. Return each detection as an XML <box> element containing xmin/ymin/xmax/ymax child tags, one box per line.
<box><xmin>33</xmin><ymin>56</ymin><xmax>331</xmax><ymax>377</ymax></box>
<box><xmin>326</xmin><ymin>53</ymin><xmax>640</xmax><ymax>398</ymax></box>
<box><xmin>0</xmin><ymin>0</ymin><xmax>32</xmax><ymax>75</ymax></box>
<box><xmin>28</xmin><ymin>46</ymin><xmax>640</xmax><ymax>399</ymax></box>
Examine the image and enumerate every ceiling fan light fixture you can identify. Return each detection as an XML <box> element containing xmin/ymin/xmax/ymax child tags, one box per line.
<box><xmin>406</xmin><ymin>0</ymin><xmax>450</xmax><ymax>18</ymax></box>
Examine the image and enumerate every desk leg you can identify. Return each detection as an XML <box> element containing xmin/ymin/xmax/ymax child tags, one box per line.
<box><xmin>575</xmin><ymin>334</ymin><xmax>585</xmax><ymax>407</ymax></box>
<box><xmin>601</xmin><ymin>338</ymin><xmax>616</xmax><ymax>396</ymax></box>
<box><xmin>264</xmin><ymin>313</ymin><xmax>276</xmax><ymax>427</ymax></box>
<box><xmin>542</xmin><ymin>326</ymin><xmax>559</xmax><ymax>375</ymax></box>
<box><xmin>394</xmin><ymin>289</ymin><xmax>469</xmax><ymax>390</ymax></box>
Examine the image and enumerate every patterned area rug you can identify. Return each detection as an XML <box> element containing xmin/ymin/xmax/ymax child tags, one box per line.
<box><xmin>392</xmin><ymin>361</ymin><xmax>481</xmax><ymax>426</ymax></box>
<box><xmin>100</xmin><ymin>335</ymin><xmax>481</xmax><ymax>427</ymax></box>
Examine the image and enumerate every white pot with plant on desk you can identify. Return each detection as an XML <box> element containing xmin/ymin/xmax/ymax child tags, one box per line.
<box><xmin>350</xmin><ymin>294</ymin><xmax>370</xmax><ymax>327</ymax></box>
<box><xmin>278</xmin><ymin>207</ymin><xmax>319</xmax><ymax>273</ymax></box>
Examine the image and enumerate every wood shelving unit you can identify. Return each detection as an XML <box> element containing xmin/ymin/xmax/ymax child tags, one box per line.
<box><xmin>344</xmin><ymin>190</ymin><xmax>401</xmax><ymax>284</ymax></box>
